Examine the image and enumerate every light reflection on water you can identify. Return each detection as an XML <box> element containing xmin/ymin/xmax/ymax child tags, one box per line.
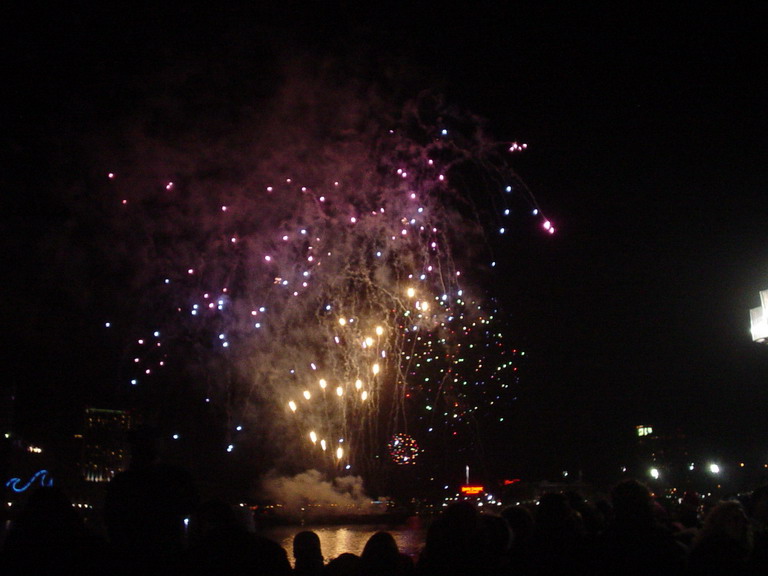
<box><xmin>262</xmin><ymin>517</ymin><xmax>429</xmax><ymax>566</ymax></box>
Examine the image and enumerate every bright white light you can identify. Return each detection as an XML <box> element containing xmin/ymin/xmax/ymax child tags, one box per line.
<box><xmin>649</xmin><ymin>467</ymin><xmax>660</xmax><ymax>479</ymax></box>
<box><xmin>751</xmin><ymin>290</ymin><xmax>768</xmax><ymax>342</ymax></box>
<box><xmin>709</xmin><ymin>463</ymin><xmax>721</xmax><ymax>474</ymax></box>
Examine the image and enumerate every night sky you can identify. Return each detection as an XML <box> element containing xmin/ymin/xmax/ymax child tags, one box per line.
<box><xmin>3</xmin><ymin>3</ymin><xmax>768</xmax><ymax>488</ymax></box>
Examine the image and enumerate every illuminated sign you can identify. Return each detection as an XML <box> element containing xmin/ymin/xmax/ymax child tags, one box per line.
<box><xmin>636</xmin><ymin>425</ymin><xmax>653</xmax><ymax>437</ymax></box>
<box><xmin>460</xmin><ymin>485</ymin><xmax>484</xmax><ymax>495</ymax></box>
<box><xmin>6</xmin><ymin>470</ymin><xmax>53</xmax><ymax>493</ymax></box>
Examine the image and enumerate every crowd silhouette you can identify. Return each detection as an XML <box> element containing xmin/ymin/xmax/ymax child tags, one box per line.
<box><xmin>2</xmin><ymin>447</ymin><xmax>768</xmax><ymax>576</ymax></box>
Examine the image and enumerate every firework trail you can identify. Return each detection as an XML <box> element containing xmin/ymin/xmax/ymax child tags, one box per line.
<box><xmin>89</xmin><ymin>69</ymin><xmax>552</xmax><ymax>487</ymax></box>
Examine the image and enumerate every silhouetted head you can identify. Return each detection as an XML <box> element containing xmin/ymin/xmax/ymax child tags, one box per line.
<box><xmin>698</xmin><ymin>500</ymin><xmax>750</xmax><ymax>543</ymax></box>
<box><xmin>361</xmin><ymin>531</ymin><xmax>400</xmax><ymax>574</ymax></box>
<box><xmin>749</xmin><ymin>484</ymin><xmax>768</xmax><ymax>522</ymax></box>
<box><xmin>482</xmin><ymin>513</ymin><xmax>512</xmax><ymax>553</ymax></box>
<box><xmin>501</xmin><ymin>504</ymin><xmax>535</xmax><ymax>544</ymax></box>
<box><xmin>443</xmin><ymin>499</ymin><xmax>480</xmax><ymax>529</ymax></box>
<box><xmin>324</xmin><ymin>552</ymin><xmax>360</xmax><ymax>576</ymax></box>
<box><xmin>293</xmin><ymin>529</ymin><xmax>323</xmax><ymax>563</ymax></box>
<box><xmin>537</xmin><ymin>492</ymin><xmax>572</xmax><ymax>527</ymax></box>
<box><xmin>611</xmin><ymin>478</ymin><xmax>655</xmax><ymax>524</ymax></box>
<box><xmin>364</xmin><ymin>530</ymin><xmax>398</xmax><ymax>553</ymax></box>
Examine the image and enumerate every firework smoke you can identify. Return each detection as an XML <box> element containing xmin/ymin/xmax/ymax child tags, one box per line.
<box><xmin>68</xmin><ymin>55</ymin><xmax>548</xmax><ymax>493</ymax></box>
<box><xmin>260</xmin><ymin>469</ymin><xmax>378</xmax><ymax>518</ymax></box>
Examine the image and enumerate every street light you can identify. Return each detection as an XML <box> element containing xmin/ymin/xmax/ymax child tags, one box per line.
<box><xmin>750</xmin><ymin>289</ymin><xmax>768</xmax><ymax>343</ymax></box>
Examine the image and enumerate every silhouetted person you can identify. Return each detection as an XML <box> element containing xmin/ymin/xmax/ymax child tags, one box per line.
<box><xmin>323</xmin><ymin>552</ymin><xmax>361</xmax><ymax>576</ymax></box>
<box><xmin>678</xmin><ymin>492</ymin><xmax>703</xmax><ymax>530</ymax></box>
<box><xmin>293</xmin><ymin>530</ymin><xmax>324</xmax><ymax>575</ymax></box>
<box><xmin>502</xmin><ymin>504</ymin><xmax>535</xmax><ymax>571</ymax></box>
<box><xmin>103</xmin><ymin>426</ymin><xmax>199</xmax><ymax>576</ymax></box>
<box><xmin>565</xmin><ymin>490</ymin><xmax>607</xmax><ymax>542</ymax></box>
<box><xmin>416</xmin><ymin>500</ymin><xmax>493</xmax><ymax>576</ymax></box>
<box><xmin>746</xmin><ymin>484</ymin><xmax>768</xmax><ymax>575</ymax></box>
<box><xmin>594</xmin><ymin>478</ymin><xmax>686</xmax><ymax>576</ymax></box>
<box><xmin>518</xmin><ymin>491</ymin><xmax>589</xmax><ymax>576</ymax></box>
<box><xmin>360</xmin><ymin>530</ymin><xmax>415</xmax><ymax>576</ymax></box>
<box><xmin>0</xmin><ymin>485</ymin><xmax>109</xmax><ymax>576</ymax></box>
<box><xmin>480</xmin><ymin>513</ymin><xmax>519</xmax><ymax>575</ymax></box>
<box><xmin>686</xmin><ymin>499</ymin><xmax>752</xmax><ymax>576</ymax></box>
<box><xmin>672</xmin><ymin>491</ymin><xmax>702</xmax><ymax>549</ymax></box>
<box><xmin>186</xmin><ymin>498</ymin><xmax>292</xmax><ymax>576</ymax></box>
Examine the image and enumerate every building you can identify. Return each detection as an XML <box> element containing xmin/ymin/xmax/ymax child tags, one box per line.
<box><xmin>633</xmin><ymin>424</ymin><xmax>693</xmax><ymax>488</ymax></box>
<box><xmin>78</xmin><ymin>407</ymin><xmax>132</xmax><ymax>482</ymax></box>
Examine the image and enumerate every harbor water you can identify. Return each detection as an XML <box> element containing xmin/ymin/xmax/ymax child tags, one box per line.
<box><xmin>261</xmin><ymin>516</ymin><xmax>429</xmax><ymax>565</ymax></box>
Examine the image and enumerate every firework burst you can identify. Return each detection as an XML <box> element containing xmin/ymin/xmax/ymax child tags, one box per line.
<box><xmin>91</xmin><ymin>78</ymin><xmax>551</xmax><ymax>486</ymax></box>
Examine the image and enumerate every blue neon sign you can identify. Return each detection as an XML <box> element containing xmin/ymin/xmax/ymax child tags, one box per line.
<box><xmin>5</xmin><ymin>470</ymin><xmax>54</xmax><ymax>492</ymax></box>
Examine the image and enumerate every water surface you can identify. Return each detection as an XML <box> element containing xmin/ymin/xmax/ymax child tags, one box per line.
<box><xmin>262</xmin><ymin>517</ymin><xmax>429</xmax><ymax>565</ymax></box>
